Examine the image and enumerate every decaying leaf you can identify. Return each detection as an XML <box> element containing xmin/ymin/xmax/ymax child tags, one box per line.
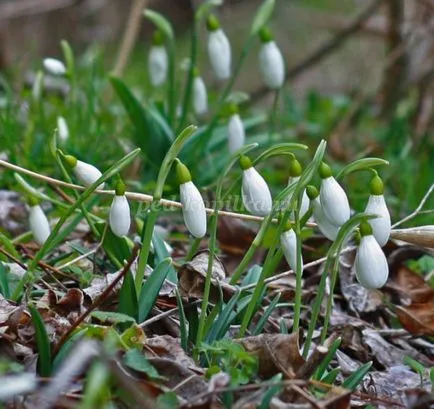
<box><xmin>390</xmin><ymin>226</ymin><xmax>434</xmax><ymax>248</ymax></box>
<box><xmin>395</xmin><ymin>303</ymin><xmax>434</xmax><ymax>336</ymax></box>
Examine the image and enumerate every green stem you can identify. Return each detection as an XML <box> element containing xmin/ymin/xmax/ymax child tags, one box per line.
<box><xmin>185</xmin><ymin>236</ymin><xmax>201</xmax><ymax>261</ymax></box>
<box><xmin>268</xmin><ymin>89</ymin><xmax>280</xmax><ymax>142</ymax></box>
<box><xmin>167</xmin><ymin>39</ymin><xmax>177</xmax><ymax>128</ymax></box>
<box><xmin>292</xmin><ymin>210</ymin><xmax>303</xmax><ymax>332</ymax></box>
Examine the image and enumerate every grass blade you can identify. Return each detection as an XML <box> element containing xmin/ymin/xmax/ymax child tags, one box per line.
<box><xmin>29</xmin><ymin>305</ymin><xmax>52</xmax><ymax>377</ymax></box>
<box><xmin>342</xmin><ymin>361</ymin><xmax>372</xmax><ymax>391</ymax></box>
<box><xmin>253</xmin><ymin>293</ymin><xmax>281</xmax><ymax>335</ymax></box>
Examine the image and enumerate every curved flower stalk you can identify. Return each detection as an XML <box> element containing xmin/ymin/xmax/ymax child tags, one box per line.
<box><xmin>258</xmin><ymin>27</ymin><xmax>285</xmax><ymax>89</ymax></box>
<box><xmin>43</xmin><ymin>58</ymin><xmax>66</xmax><ymax>76</ymax></box>
<box><xmin>177</xmin><ymin>160</ymin><xmax>207</xmax><ymax>238</ymax></box>
<box><xmin>109</xmin><ymin>179</ymin><xmax>131</xmax><ymax>237</ymax></box>
<box><xmin>284</xmin><ymin>155</ymin><xmax>309</xmax><ymax>217</ymax></box>
<box><xmin>57</xmin><ymin>116</ymin><xmax>69</xmax><ymax>144</ymax></box>
<box><xmin>365</xmin><ymin>174</ymin><xmax>391</xmax><ymax>247</ymax></box>
<box><xmin>28</xmin><ymin>197</ymin><xmax>50</xmax><ymax>246</ymax></box>
<box><xmin>240</xmin><ymin>155</ymin><xmax>272</xmax><ymax>216</ymax></box>
<box><xmin>192</xmin><ymin>68</ymin><xmax>208</xmax><ymax>116</ymax></box>
<box><xmin>306</xmin><ymin>185</ymin><xmax>339</xmax><ymax>241</ymax></box>
<box><xmin>319</xmin><ymin>162</ymin><xmax>350</xmax><ymax>227</ymax></box>
<box><xmin>60</xmin><ymin>152</ymin><xmax>104</xmax><ymax>189</ymax></box>
<box><xmin>148</xmin><ymin>30</ymin><xmax>168</xmax><ymax>87</ymax></box>
<box><xmin>206</xmin><ymin>15</ymin><xmax>231</xmax><ymax>81</ymax></box>
<box><xmin>32</xmin><ymin>71</ymin><xmax>44</xmax><ymax>102</ymax></box>
<box><xmin>355</xmin><ymin>222</ymin><xmax>389</xmax><ymax>289</ymax></box>
<box><xmin>281</xmin><ymin>223</ymin><xmax>303</xmax><ymax>273</ymax></box>
<box><xmin>227</xmin><ymin>104</ymin><xmax>245</xmax><ymax>153</ymax></box>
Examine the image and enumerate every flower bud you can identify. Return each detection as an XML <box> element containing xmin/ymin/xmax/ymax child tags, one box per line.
<box><xmin>207</xmin><ymin>15</ymin><xmax>231</xmax><ymax>80</ymax></box>
<box><xmin>227</xmin><ymin>105</ymin><xmax>245</xmax><ymax>153</ymax></box>
<box><xmin>28</xmin><ymin>199</ymin><xmax>50</xmax><ymax>246</ymax></box>
<box><xmin>109</xmin><ymin>179</ymin><xmax>130</xmax><ymax>237</ymax></box>
<box><xmin>177</xmin><ymin>161</ymin><xmax>207</xmax><ymax>238</ymax></box>
<box><xmin>258</xmin><ymin>27</ymin><xmax>285</xmax><ymax>89</ymax></box>
<box><xmin>60</xmin><ymin>152</ymin><xmax>104</xmax><ymax>189</ymax></box>
<box><xmin>280</xmin><ymin>223</ymin><xmax>303</xmax><ymax>272</ymax></box>
<box><xmin>364</xmin><ymin>175</ymin><xmax>391</xmax><ymax>247</ymax></box>
<box><xmin>355</xmin><ymin>222</ymin><xmax>389</xmax><ymax>289</ymax></box>
<box><xmin>240</xmin><ymin>155</ymin><xmax>272</xmax><ymax>216</ymax></box>
<box><xmin>319</xmin><ymin>162</ymin><xmax>350</xmax><ymax>227</ymax></box>
<box><xmin>43</xmin><ymin>58</ymin><xmax>66</xmax><ymax>76</ymax></box>
<box><xmin>148</xmin><ymin>31</ymin><xmax>168</xmax><ymax>87</ymax></box>
<box><xmin>192</xmin><ymin>69</ymin><xmax>208</xmax><ymax>116</ymax></box>
<box><xmin>57</xmin><ymin>116</ymin><xmax>69</xmax><ymax>144</ymax></box>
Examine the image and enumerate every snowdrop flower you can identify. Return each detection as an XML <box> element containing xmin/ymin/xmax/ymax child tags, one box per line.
<box><xmin>57</xmin><ymin>116</ymin><xmax>69</xmax><ymax>144</ymax></box>
<box><xmin>148</xmin><ymin>30</ymin><xmax>168</xmax><ymax>87</ymax></box>
<box><xmin>32</xmin><ymin>71</ymin><xmax>44</xmax><ymax>102</ymax></box>
<box><xmin>258</xmin><ymin>27</ymin><xmax>285</xmax><ymax>89</ymax></box>
<box><xmin>306</xmin><ymin>185</ymin><xmax>339</xmax><ymax>241</ymax></box>
<box><xmin>283</xmin><ymin>155</ymin><xmax>309</xmax><ymax>218</ymax></box>
<box><xmin>207</xmin><ymin>15</ymin><xmax>231</xmax><ymax>81</ymax></box>
<box><xmin>177</xmin><ymin>160</ymin><xmax>207</xmax><ymax>238</ymax></box>
<box><xmin>280</xmin><ymin>223</ymin><xmax>303</xmax><ymax>272</ymax></box>
<box><xmin>227</xmin><ymin>104</ymin><xmax>245</xmax><ymax>153</ymax></box>
<box><xmin>364</xmin><ymin>174</ymin><xmax>391</xmax><ymax>247</ymax></box>
<box><xmin>192</xmin><ymin>68</ymin><xmax>208</xmax><ymax>116</ymax></box>
<box><xmin>61</xmin><ymin>152</ymin><xmax>104</xmax><ymax>189</ymax></box>
<box><xmin>240</xmin><ymin>155</ymin><xmax>272</xmax><ymax>216</ymax></box>
<box><xmin>109</xmin><ymin>179</ymin><xmax>131</xmax><ymax>237</ymax></box>
<box><xmin>28</xmin><ymin>197</ymin><xmax>50</xmax><ymax>246</ymax></box>
<box><xmin>43</xmin><ymin>58</ymin><xmax>66</xmax><ymax>76</ymax></box>
<box><xmin>355</xmin><ymin>222</ymin><xmax>389</xmax><ymax>289</ymax></box>
<box><xmin>319</xmin><ymin>162</ymin><xmax>350</xmax><ymax>227</ymax></box>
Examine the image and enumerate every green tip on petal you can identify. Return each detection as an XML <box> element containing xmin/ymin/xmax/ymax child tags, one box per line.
<box><xmin>306</xmin><ymin>185</ymin><xmax>319</xmax><ymax>200</ymax></box>
<box><xmin>192</xmin><ymin>66</ymin><xmax>200</xmax><ymax>77</ymax></box>
<box><xmin>115</xmin><ymin>178</ymin><xmax>126</xmax><ymax>196</ymax></box>
<box><xmin>58</xmin><ymin>150</ymin><xmax>77</xmax><ymax>168</ymax></box>
<box><xmin>27</xmin><ymin>195</ymin><xmax>40</xmax><ymax>207</ymax></box>
<box><xmin>282</xmin><ymin>220</ymin><xmax>293</xmax><ymax>232</ymax></box>
<box><xmin>152</xmin><ymin>30</ymin><xmax>164</xmax><ymax>45</ymax></box>
<box><xmin>319</xmin><ymin>162</ymin><xmax>333</xmax><ymax>179</ymax></box>
<box><xmin>206</xmin><ymin>14</ymin><xmax>220</xmax><ymax>31</ymax></box>
<box><xmin>289</xmin><ymin>157</ymin><xmax>303</xmax><ymax>177</ymax></box>
<box><xmin>227</xmin><ymin>102</ymin><xmax>239</xmax><ymax>115</ymax></box>
<box><xmin>354</xmin><ymin>229</ymin><xmax>361</xmax><ymax>245</ymax></box>
<box><xmin>258</xmin><ymin>26</ymin><xmax>273</xmax><ymax>43</ymax></box>
<box><xmin>370</xmin><ymin>174</ymin><xmax>384</xmax><ymax>195</ymax></box>
<box><xmin>176</xmin><ymin>160</ymin><xmax>192</xmax><ymax>184</ymax></box>
<box><xmin>359</xmin><ymin>222</ymin><xmax>373</xmax><ymax>237</ymax></box>
<box><xmin>239</xmin><ymin>155</ymin><xmax>252</xmax><ymax>170</ymax></box>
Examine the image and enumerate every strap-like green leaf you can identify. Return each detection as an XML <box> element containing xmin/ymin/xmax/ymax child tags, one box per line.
<box><xmin>29</xmin><ymin>305</ymin><xmax>52</xmax><ymax>377</ymax></box>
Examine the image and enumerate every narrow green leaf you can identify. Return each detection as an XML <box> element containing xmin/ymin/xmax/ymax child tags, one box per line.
<box><xmin>0</xmin><ymin>262</ymin><xmax>10</xmax><ymax>298</ymax></box>
<box><xmin>80</xmin><ymin>361</ymin><xmax>111</xmax><ymax>409</ymax></box>
<box><xmin>321</xmin><ymin>367</ymin><xmax>340</xmax><ymax>384</ymax></box>
<box><xmin>314</xmin><ymin>337</ymin><xmax>342</xmax><ymax>380</ymax></box>
<box><xmin>0</xmin><ymin>231</ymin><xmax>20</xmax><ymax>260</ymax></box>
<box><xmin>342</xmin><ymin>361</ymin><xmax>372</xmax><ymax>391</ymax></box>
<box><xmin>143</xmin><ymin>10</ymin><xmax>174</xmax><ymax>40</ymax></box>
<box><xmin>123</xmin><ymin>349</ymin><xmax>165</xmax><ymax>380</ymax></box>
<box><xmin>403</xmin><ymin>356</ymin><xmax>426</xmax><ymax>375</ymax></box>
<box><xmin>152</xmin><ymin>233</ymin><xmax>177</xmax><ymax>283</ymax></box>
<box><xmin>138</xmin><ymin>258</ymin><xmax>172</xmax><ymax>322</ymax></box>
<box><xmin>259</xmin><ymin>374</ymin><xmax>282</xmax><ymax>409</ymax></box>
<box><xmin>60</xmin><ymin>40</ymin><xmax>75</xmax><ymax>76</ymax></box>
<box><xmin>250</xmin><ymin>0</ymin><xmax>276</xmax><ymax>35</ymax></box>
<box><xmin>53</xmin><ymin>328</ymin><xmax>88</xmax><ymax>370</ymax></box>
<box><xmin>118</xmin><ymin>270</ymin><xmax>138</xmax><ymax>321</ymax></box>
<box><xmin>91</xmin><ymin>311</ymin><xmax>136</xmax><ymax>325</ymax></box>
<box><xmin>254</xmin><ymin>143</ymin><xmax>308</xmax><ymax>165</ymax></box>
<box><xmin>336</xmin><ymin>157</ymin><xmax>389</xmax><ymax>180</ymax></box>
<box><xmin>175</xmin><ymin>289</ymin><xmax>188</xmax><ymax>351</ymax></box>
<box><xmin>29</xmin><ymin>305</ymin><xmax>52</xmax><ymax>377</ymax></box>
<box><xmin>253</xmin><ymin>293</ymin><xmax>281</xmax><ymax>335</ymax></box>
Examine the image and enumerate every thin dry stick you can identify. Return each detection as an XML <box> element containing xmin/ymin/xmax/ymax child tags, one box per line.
<box><xmin>112</xmin><ymin>0</ymin><xmax>148</xmax><ymax>77</ymax></box>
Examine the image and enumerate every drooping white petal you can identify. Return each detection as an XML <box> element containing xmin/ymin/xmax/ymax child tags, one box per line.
<box><xmin>57</xmin><ymin>116</ymin><xmax>69</xmax><ymax>144</ymax></box>
<box><xmin>311</xmin><ymin>198</ymin><xmax>339</xmax><ymax>241</ymax></box>
<box><xmin>228</xmin><ymin>114</ymin><xmax>245</xmax><ymax>153</ymax></box>
<box><xmin>281</xmin><ymin>229</ymin><xmax>303</xmax><ymax>272</ymax></box>
<box><xmin>109</xmin><ymin>195</ymin><xmax>131</xmax><ymax>237</ymax></box>
<box><xmin>242</xmin><ymin>167</ymin><xmax>273</xmax><ymax>216</ymax></box>
<box><xmin>29</xmin><ymin>205</ymin><xmax>50</xmax><ymax>245</ymax></box>
<box><xmin>283</xmin><ymin>176</ymin><xmax>309</xmax><ymax>218</ymax></box>
<box><xmin>355</xmin><ymin>235</ymin><xmax>389</xmax><ymax>289</ymax></box>
<box><xmin>43</xmin><ymin>58</ymin><xmax>66</xmax><ymax>76</ymax></box>
<box><xmin>259</xmin><ymin>41</ymin><xmax>285</xmax><ymax>89</ymax></box>
<box><xmin>320</xmin><ymin>176</ymin><xmax>350</xmax><ymax>227</ymax></box>
<box><xmin>148</xmin><ymin>46</ymin><xmax>168</xmax><ymax>87</ymax></box>
<box><xmin>365</xmin><ymin>195</ymin><xmax>391</xmax><ymax>247</ymax></box>
<box><xmin>74</xmin><ymin>160</ymin><xmax>104</xmax><ymax>189</ymax></box>
<box><xmin>207</xmin><ymin>29</ymin><xmax>231</xmax><ymax>80</ymax></box>
<box><xmin>193</xmin><ymin>76</ymin><xmax>208</xmax><ymax>116</ymax></box>
<box><xmin>180</xmin><ymin>181</ymin><xmax>207</xmax><ymax>238</ymax></box>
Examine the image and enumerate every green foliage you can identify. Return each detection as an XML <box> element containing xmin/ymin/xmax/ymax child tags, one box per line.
<box><xmin>28</xmin><ymin>305</ymin><xmax>52</xmax><ymax>377</ymax></box>
<box><xmin>123</xmin><ymin>349</ymin><xmax>164</xmax><ymax>380</ymax></box>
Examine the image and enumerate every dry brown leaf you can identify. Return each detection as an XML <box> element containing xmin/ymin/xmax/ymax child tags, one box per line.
<box><xmin>395</xmin><ymin>303</ymin><xmax>434</xmax><ymax>336</ymax></box>
<box><xmin>236</xmin><ymin>332</ymin><xmax>304</xmax><ymax>379</ymax></box>
<box><xmin>390</xmin><ymin>265</ymin><xmax>434</xmax><ymax>304</ymax></box>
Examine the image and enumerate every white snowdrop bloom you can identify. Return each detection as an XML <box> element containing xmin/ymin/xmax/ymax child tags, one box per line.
<box><xmin>258</xmin><ymin>27</ymin><xmax>285</xmax><ymax>89</ymax></box>
<box><xmin>109</xmin><ymin>181</ymin><xmax>130</xmax><ymax>237</ymax></box>
<box><xmin>319</xmin><ymin>162</ymin><xmax>350</xmax><ymax>227</ymax></box>
<box><xmin>177</xmin><ymin>161</ymin><xmax>207</xmax><ymax>238</ymax></box>
<box><xmin>364</xmin><ymin>175</ymin><xmax>391</xmax><ymax>247</ymax></box>
<box><xmin>43</xmin><ymin>58</ymin><xmax>66</xmax><ymax>76</ymax></box>
<box><xmin>207</xmin><ymin>15</ymin><xmax>231</xmax><ymax>81</ymax></box>
<box><xmin>148</xmin><ymin>31</ymin><xmax>168</xmax><ymax>87</ymax></box>
<box><xmin>28</xmin><ymin>202</ymin><xmax>50</xmax><ymax>246</ymax></box>
<box><xmin>240</xmin><ymin>155</ymin><xmax>273</xmax><ymax>216</ymax></box>
<box><xmin>192</xmin><ymin>74</ymin><xmax>208</xmax><ymax>116</ymax></box>
<box><xmin>281</xmin><ymin>226</ymin><xmax>303</xmax><ymax>273</ymax></box>
<box><xmin>306</xmin><ymin>186</ymin><xmax>339</xmax><ymax>241</ymax></box>
<box><xmin>228</xmin><ymin>111</ymin><xmax>245</xmax><ymax>153</ymax></box>
<box><xmin>62</xmin><ymin>153</ymin><xmax>104</xmax><ymax>189</ymax></box>
<box><xmin>355</xmin><ymin>223</ymin><xmax>389</xmax><ymax>289</ymax></box>
<box><xmin>57</xmin><ymin>116</ymin><xmax>69</xmax><ymax>144</ymax></box>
